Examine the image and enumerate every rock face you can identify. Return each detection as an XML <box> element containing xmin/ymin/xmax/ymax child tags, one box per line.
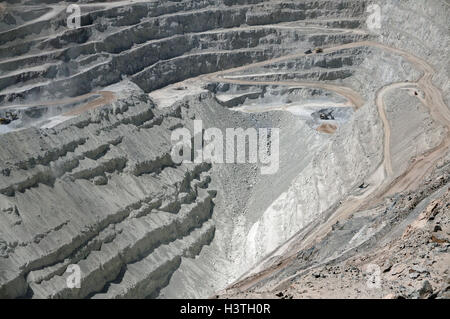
<box><xmin>0</xmin><ymin>0</ymin><xmax>449</xmax><ymax>299</ymax></box>
<box><xmin>0</xmin><ymin>86</ymin><xmax>218</xmax><ymax>298</ymax></box>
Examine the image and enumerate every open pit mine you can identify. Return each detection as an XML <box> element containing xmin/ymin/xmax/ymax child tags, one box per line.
<box><xmin>0</xmin><ymin>0</ymin><xmax>449</xmax><ymax>299</ymax></box>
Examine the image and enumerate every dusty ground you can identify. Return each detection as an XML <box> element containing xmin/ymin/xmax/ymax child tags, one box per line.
<box><xmin>317</xmin><ymin>123</ymin><xmax>337</xmax><ymax>134</ymax></box>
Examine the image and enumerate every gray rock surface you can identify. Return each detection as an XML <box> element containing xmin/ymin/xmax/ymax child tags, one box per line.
<box><xmin>0</xmin><ymin>0</ymin><xmax>448</xmax><ymax>299</ymax></box>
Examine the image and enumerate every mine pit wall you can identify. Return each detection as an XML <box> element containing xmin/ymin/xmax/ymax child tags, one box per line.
<box><xmin>0</xmin><ymin>90</ymin><xmax>219</xmax><ymax>299</ymax></box>
<box><xmin>230</xmin><ymin>0</ymin><xmax>450</xmax><ymax>278</ymax></box>
<box><xmin>0</xmin><ymin>0</ymin><xmax>366</xmax><ymax>104</ymax></box>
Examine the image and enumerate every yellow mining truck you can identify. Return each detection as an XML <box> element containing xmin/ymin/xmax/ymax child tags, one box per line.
<box><xmin>0</xmin><ymin>112</ymin><xmax>18</xmax><ymax>125</ymax></box>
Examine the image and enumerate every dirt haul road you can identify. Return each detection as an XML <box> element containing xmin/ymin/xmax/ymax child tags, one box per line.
<box><xmin>0</xmin><ymin>91</ymin><xmax>116</xmax><ymax>127</ymax></box>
